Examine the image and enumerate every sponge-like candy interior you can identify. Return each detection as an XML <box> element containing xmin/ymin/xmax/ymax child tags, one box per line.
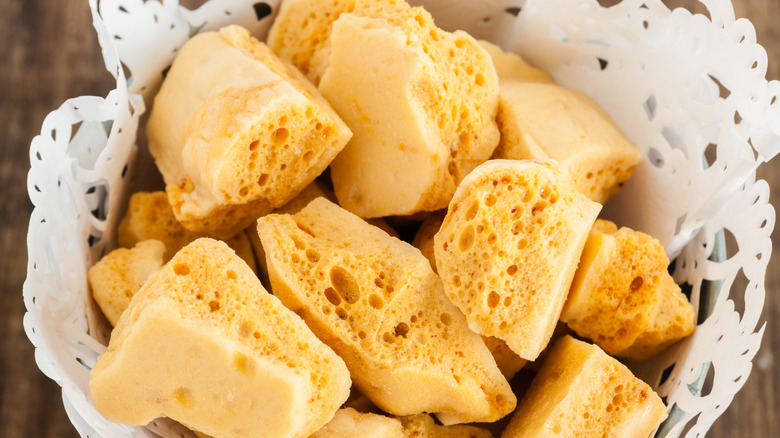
<box><xmin>268</xmin><ymin>0</ymin><xmax>428</xmax><ymax>84</ymax></box>
<box><xmin>89</xmin><ymin>238</ymin><xmax>351</xmax><ymax>438</ymax></box>
<box><xmin>321</xmin><ymin>11</ymin><xmax>499</xmax><ymax>217</ymax></box>
<box><xmin>618</xmin><ymin>274</ymin><xmax>696</xmax><ymax>362</ymax></box>
<box><xmin>87</xmin><ymin>239</ymin><xmax>165</xmax><ymax>326</ymax></box>
<box><xmin>434</xmin><ymin>160</ymin><xmax>601</xmax><ymax>360</ymax></box>
<box><xmin>117</xmin><ymin>191</ymin><xmax>257</xmax><ymax>272</ymax></box>
<box><xmin>502</xmin><ymin>336</ymin><xmax>667</xmax><ymax>438</ymax></box>
<box><xmin>257</xmin><ymin>198</ymin><xmax>515</xmax><ymax>424</ymax></box>
<box><xmin>493</xmin><ymin>81</ymin><xmax>643</xmax><ymax>204</ymax></box>
<box><xmin>561</xmin><ymin>219</ymin><xmax>695</xmax><ymax>361</ymax></box>
<box><xmin>146</xmin><ymin>26</ymin><xmax>351</xmax><ymax>238</ymax></box>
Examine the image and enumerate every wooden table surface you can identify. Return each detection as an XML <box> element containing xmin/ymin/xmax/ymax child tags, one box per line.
<box><xmin>1</xmin><ymin>1</ymin><xmax>778</xmax><ymax>437</ymax></box>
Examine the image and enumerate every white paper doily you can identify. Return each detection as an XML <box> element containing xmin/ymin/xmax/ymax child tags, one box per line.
<box><xmin>24</xmin><ymin>0</ymin><xmax>779</xmax><ymax>437</ymax></box>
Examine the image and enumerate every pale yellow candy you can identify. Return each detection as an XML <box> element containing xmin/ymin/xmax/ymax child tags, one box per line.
<box><xmin>310</xmin><ymin>408</ymin><xmax>405</xmax><ymax>438</ymax></box>
<box><xmin>482</xmin><ymin>43</ymin><xmax>642</xmax><ymax>204</ymax></box>
<box><xmin>501</xmin><ymin>336</ymin><xmax>667</xmax><ymax>438</ymax></box>
<box><xmin>561</xmin><ymin>220</ymin><xmax>695</xmax><ymax>361</ymax></box>
<box><xmin>88</xmin><ymin>239</ymin><xmax>165</xmax><ymax>326</ymax></box>
<box><xmin>146</xmin><ymin>26</ymin><xmax>351</xmax><ymax>238</ymax></box>
<box><xmin>257</xmin><ymin>198</ymin><xmax>515</xmax><ymax>425</ymax></box>
<box><xmin>435</xmin><ymin>160</ymin><xmax>601</xmax><ymax>361</ymax></box>
<box><xmin>478</xmin><ymin>40</ymin><xmax>554</xmax><ymax>84</ymax></box>
<box><xmin>321</xmin><ymin>12</ymin><xmax>499</xmax><ymax>217</ymax></box>
<box><xmin>89</xmin><ymin>238</ymin><xmax>351</xmax><ymax>438</ymax></box>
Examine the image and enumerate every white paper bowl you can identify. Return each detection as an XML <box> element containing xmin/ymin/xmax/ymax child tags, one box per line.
<box><xmin>24</xmin><ymin>0</ymin><xmax>780</xmax><ymax>436</ymax></box>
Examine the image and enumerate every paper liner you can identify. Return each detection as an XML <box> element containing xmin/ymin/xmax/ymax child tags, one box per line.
<box><xmin>23</xmin><ymin>0</ymin><xmax>780</xmax><ymax>436</ymax></box>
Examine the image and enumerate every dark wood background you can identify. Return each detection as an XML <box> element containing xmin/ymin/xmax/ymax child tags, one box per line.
<box><xmin>1</xmin><ymin>1</ymin><xmax>777</xmax><ymax>436</ymax></box>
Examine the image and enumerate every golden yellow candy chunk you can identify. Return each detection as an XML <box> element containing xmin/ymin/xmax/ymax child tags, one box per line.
<box><xmin>561</xmin><ymin>219</ymin><xmax>695</xmax><ymax>361</ymax></box>
<box><xmin>502</xmin><ymin>336</ymin><xmax>667</xmax><ymax>438</ymax></box>
<box><xmin>88</xmin><ymin>239</ymin><xmax>165</xmax><ymax>326</ymax></box>
<box><xmin>483</xmin><ymin>44</ymin><xmax>642</xmax><ymax>204</ymax></box>
<box><xmin>118</xmin><ymin>191</ymin><xmax>256</xmax><ymax>271</ymax></box>
<box><xmin>435</xmin><ymin>160</ymin><xmax>601</xmax><ymax>361</ymax></box>
<box><xmin>257</xmin><ymin>198</ymin><xmax>515</xmax><ymax>425</ymax></box>
<box><xmin>146</xmin><ymin>25</ymin><xmax>351</xmax><ymax>237</ymax></box>
<box><xmin>89</xmin><ymin>239</ymin><xmax>351</xmax><ymax>438</ymax></box>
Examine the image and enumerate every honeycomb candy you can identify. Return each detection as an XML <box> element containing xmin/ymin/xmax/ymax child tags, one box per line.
<box><xmin>482</xmin><ymin>336</ymin><xmax>527</xmax><ymax>381</ymax></box>
<box><xmin>411</xmin><ymin>210</ymin><xmax>446</xmax><ymax>273</ymax></box>
<box><xmin>256</xmin><ymin>198</ymin><xmax>515</xmax><ymax>424</ymax></box>
<box><xmin>89</xmin><ymin>239</ymin><xmax>351</xmax><ymax>438</ymax></box>
<box><xmin>146</xmin><ymin>25</ymin><xmax>351</xmax><ymax>238</ymax></box>
<box><xmin>311</xmin><ymin>408</ymin><xmax>405</xmax><ymax>438</ymax></box>
<box><xmin>269</xmin><ymin>0</ymin><xmax>444</xmax><ymax>85</ymax></box>
<box><xmin>478</xmin><ymin>41</ymin><xmax>553</xmax><ymax>84</ymax></box>
<box><xmin>88</xmin><ymin>239</ymin><xmax>165</xmax><ymax>326</ymax></box>
<box><xmin>483</xmin><ymin>45</ymin><xmax>642</xmax><ymax>204</ymax></box>
<box><xmin>311</xmin><ymin>409</ymin><xmax>492</xmax><ymax>438</ymax></box>
<box><xmin>248</xmin><ymin>182</ymin><xmax>397</xmax><ymax>290</ymax></box>
<box><xmin>560</xmin><ymin>219</ymin><xmax>695</xmax><ymax>361</ymax></box>
<box><xmin>118</xmin><ymin>191</ymin><xmax>256</xmax><ymax>272</ymax></box>
<box><xmin>412</xmin><ymin>212</ymin><xmax>526</xmax><ymax>379</ymax></box>
<box><xmin>399</xmin><ymin>414</ymin><xmax>492</xmax><ymax>438</ymax></box>
<box><xmin>434</xmin><ymin>160</ymin><xmax>601</xmax><ymax>360</ymax></box>
<box><xmin>501</xmin><ymin>336</ymin><xmax>667</xmax><ymax>438</ymax></box>
<box><xmin>270</xmin><ymin>0</ymin><xmax>500</xmax><ymax>217</ymax></box>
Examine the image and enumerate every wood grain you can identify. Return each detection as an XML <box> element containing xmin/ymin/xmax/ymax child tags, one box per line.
<box><xmin>1</xmin><ymin>1</ymin><xmax>777</xmax><ymax>437</ymax></box>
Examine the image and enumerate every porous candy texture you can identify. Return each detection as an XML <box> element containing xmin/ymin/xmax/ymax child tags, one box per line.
<box><xmin>501</xmin><ymin>336</ymin><xmax>667</xmax><ymax>438</ymax></box>
<box><xmin>257</xmin><ymin>198</ymin><xmax>515</xmax><ymax>425</ymax></box>
<box><xmin>89</xmin><ymin>238</ymin><xmax>351</xmax><ymax>438</ymax></box>
<box><xmin>146</xmin><ymin>25</ymin><xmax>351</xmax><ymax>238</ymax></box>
<box><xmin>117</xmin><ymin>191</ymin><xmax>256</xmax><ymax>271</ymax></box>
<box><xmin>493</xmin><ymin>82</ymin><xmax>643</xmax><ymax>204</ymax></box>
<box><xmin>561</xmin><ymin>220</ymin><xmax>695</xmax><ymax>362</ymax></box>
<box><xmin>435</xmin><ymin>160</ymin><xmax>601</xmax><ymax>360</ymax></box>
<box><xmin>88</xmin><ymin>239</ymin><xmax>165</xmax><ymax>326</ymax></box>
<box><xmin>270</xmin><ymin>0</ymin><xmax>500</xmax><ymax>217</ymax></box>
